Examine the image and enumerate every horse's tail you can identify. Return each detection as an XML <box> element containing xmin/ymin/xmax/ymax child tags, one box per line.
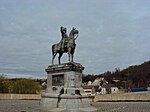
<box><xmin>52</xmin><ymin>44</ymin><xmax>55</xmax><ymax>57</ymax></box>
<box><xmin>51</xmin><ymin>44</ymin><xmax>56</xmax><ymax>64</ymax></box>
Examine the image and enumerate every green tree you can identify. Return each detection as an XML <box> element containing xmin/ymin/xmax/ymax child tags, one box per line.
<box><xmin>13</xmin><ymin>78</ymin><xmax>41</xmax><ymax>94</ymax></box>
<box><xmin>82</xmin><ymin>74</ymin><xmax>96</xmax><ymax>83</ymax></box>
<box><xmin>0</xmin><ymin>75</ymin><xmax>13</xmax><ymax>93</ymax></box>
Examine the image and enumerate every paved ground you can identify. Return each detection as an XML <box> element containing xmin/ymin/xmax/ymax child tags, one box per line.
<box><xmin>92</xmin><ymin>102</ymin><xmax>150</xmax><ymax>112</ymax></box>
<box><xmin>0</xmin><ymin>100</ymin><xmax>41</xmax><ymax>112</ymax></box>
<box><xmin>0</xmin><ymin>100</ymin><xmax>150</xmax><ymax>112</ymax></box>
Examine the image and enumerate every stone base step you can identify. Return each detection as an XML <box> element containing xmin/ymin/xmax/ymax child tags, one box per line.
<box><xmin>46</xmin><ymin>107</ymin><xmax>97</xmax><ymax>112</ymax></box>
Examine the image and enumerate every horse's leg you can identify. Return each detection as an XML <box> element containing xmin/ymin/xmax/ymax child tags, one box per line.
<box><xmin>70</xmin><ymin>48</ymin><xmax>74</xmax><ymax>62</ymax></box>
<box><xmin>71</xmin><ymin>53</ymin><xmax>74</xmax><ymax>62</ymax></box>
<box><xmin>58</xmin><ymin>53</ymin><xmax>63</xmax><ymax>64</ymax></box>
<box><xmin>68</xmin><ymin>53</ymin><xmax>71</xmax><ymax>62</ymax></box>
<box><xmin>52</xmin><ymin>52</ymin><xmax>57</xmax><ymax>65</ymax></box>
<box><xmin>68</xmin><ymin>48</ymin><xmax>71</xmax><ymax>62</ymax></box>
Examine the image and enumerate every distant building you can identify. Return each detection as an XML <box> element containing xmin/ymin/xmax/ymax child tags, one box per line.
<box><xmin>100</xmin><ymin>87</ymin><xmax>107</xmax><ymax>94</ymax></box>
<box><xmin>110</xmin><ymin>87</ymin><xmax>119</xmax><ymax>94</ymax></box>
<box><xmin>92</xmin><ymin>77</ymin><xmax>108</xmax><ymax>86</ymax></box>
<box><xmin>82</xmin><ymin>85</ymin><xmax>98</xmax><ymax>95</ymax></box>
<box><xmin>98</xmin><ymin>86</ymin><xmax>119</xmax><ymax>94</ymax></box>
<box><xmin>83</xmin><ymin>78</ymin><xmax>120</xmax><ymax>95</ymax></box>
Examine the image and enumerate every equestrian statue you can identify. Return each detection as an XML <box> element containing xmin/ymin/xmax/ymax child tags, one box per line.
<box><xmin>51</xmin><ymin>26</ymin><xmax>78</xmax><ymax>64</ymax></box>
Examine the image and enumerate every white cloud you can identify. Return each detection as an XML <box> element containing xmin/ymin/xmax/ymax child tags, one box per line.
<box><xmin>0</xmin><ymin>0</ymin><xmax>150</xmax><ymax>78</ymax></box>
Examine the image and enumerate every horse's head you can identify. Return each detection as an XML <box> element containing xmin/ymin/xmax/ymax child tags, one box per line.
<box><xmin>69</xmin><ymin>27</ymin><xmax>79</xmax><ymax>39</ymax></box>
<box><xmin>72</xmin><ymin>27</ymin><xmax>78</xmax><ymax>35</ymax></box>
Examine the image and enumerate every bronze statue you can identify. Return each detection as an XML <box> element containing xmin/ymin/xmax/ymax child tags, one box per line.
<box><xmin>51</xmin><ymin>27</ymin><xmax>78</xmax><ymax>64</ymax></box>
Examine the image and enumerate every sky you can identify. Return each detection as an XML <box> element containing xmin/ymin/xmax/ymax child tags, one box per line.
<box><xmin>0</xmin><ymin>0</ymin><xmax>150</xmax><ymax>78</ymax></box>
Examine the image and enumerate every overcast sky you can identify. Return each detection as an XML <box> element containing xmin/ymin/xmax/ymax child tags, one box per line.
<box><xmin>0</xmin><ymin>0</ymin><xmax>150</xmax><ymax>78</ymax></box>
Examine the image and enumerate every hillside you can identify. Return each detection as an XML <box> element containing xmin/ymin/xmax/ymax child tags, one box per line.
<box><xmin>83</xmin><ymin>61</ymin><xmax>150</xmax><ymax>89</ymax></box>
<box><xmin>102</xmin><ymin>61</ymin><xmax>150</xmax><ymax>88</ymax></box>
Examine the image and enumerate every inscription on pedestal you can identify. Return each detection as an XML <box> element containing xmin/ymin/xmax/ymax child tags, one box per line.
<box><xmin>52</xmin><ymin>74</ymin><xmax>64</xmax><ymax>86</ymax></box>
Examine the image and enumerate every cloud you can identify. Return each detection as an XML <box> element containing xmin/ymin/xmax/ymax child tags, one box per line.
<box><xmin>1</xmin><ymin>72</ymin><xmax>46</xmax><ymax>79</ymax></box>
<box><xmin>0</xmin><ymin>0</ymin><xmax>150</xmax><ymax>77</ymax></box>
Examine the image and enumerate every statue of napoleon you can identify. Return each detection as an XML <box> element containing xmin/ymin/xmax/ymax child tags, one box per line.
<box><xmin>51</xmin><ymin>26</ymin><xmax>78</xmax><ymax>64</ymax></box>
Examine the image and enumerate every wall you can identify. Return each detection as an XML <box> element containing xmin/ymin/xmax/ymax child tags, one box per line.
<box><xmin>0</xmin><ymin>94</ymin><xmax>41</xmax><ymax>100</ymax></box>
<box><xmin>94</xmin><ymin>91</ymin><xmax>150</xmax><ymax>101</ymax></box>
<box><xmin>1</xmin><ymin>91</ymin><xmax>150</xmax><ymax>102</ymax></box>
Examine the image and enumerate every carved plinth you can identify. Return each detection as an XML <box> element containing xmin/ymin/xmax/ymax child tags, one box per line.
<box><xmin>41</xmin><ymin>62</ymin><xmax>97</xmax><ymax>112</ymax></box>
<box><xmin>46</xmin><ymin>62</ymin><xmax>84</xmax><ymax>73</ymax></box>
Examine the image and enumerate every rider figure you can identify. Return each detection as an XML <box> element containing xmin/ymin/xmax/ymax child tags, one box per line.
<box><xmin>60</xmin><ymin>26</ymin><xmax>69</xmax><ymax>51</ymax></box>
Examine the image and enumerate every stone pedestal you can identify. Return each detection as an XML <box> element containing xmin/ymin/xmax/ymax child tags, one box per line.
<box><xmin>41</xmin><ymin>62</ymin><xmax>97</xmax><ymax>112</ymax></box>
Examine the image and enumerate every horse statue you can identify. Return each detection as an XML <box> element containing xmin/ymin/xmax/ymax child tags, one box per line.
<box><xmin>51</xmin><ymin>27</ymin><xmax>78</xmax><ymax>64</ymax></box>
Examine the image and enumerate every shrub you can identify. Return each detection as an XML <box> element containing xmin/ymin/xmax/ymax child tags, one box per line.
<box><xmin>13</xmin><ymin>78</ymin><xmax>40</xmax><ymax>94</ymax></box>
